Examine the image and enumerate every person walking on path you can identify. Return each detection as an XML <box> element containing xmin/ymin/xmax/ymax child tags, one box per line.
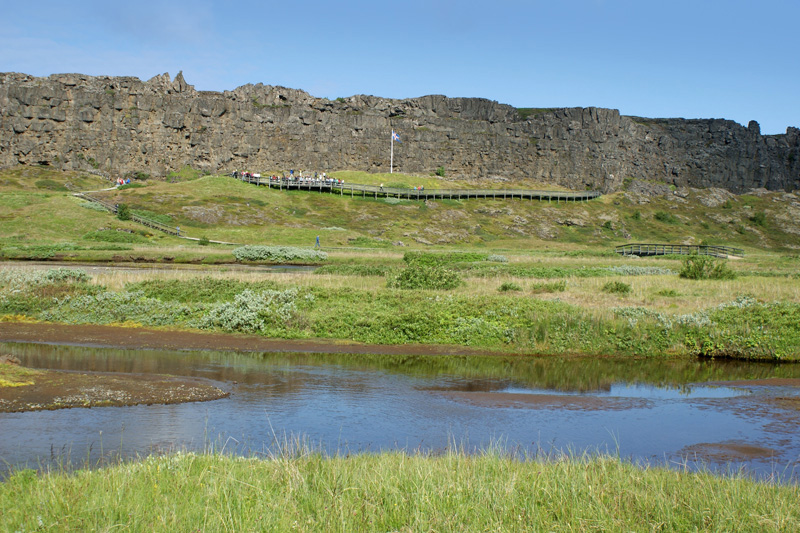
<box><xmin>315</xmin><ymin>235</ymin><xmax>320</xmax><ymax>248</ymax></box>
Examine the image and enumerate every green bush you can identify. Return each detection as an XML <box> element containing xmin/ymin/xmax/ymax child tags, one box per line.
<box><xmin>530</xmin><ymin>280</ymin><xmax>566</xmax><ymax>294</ymax></box>
<box><xmin>602</xmin><ymin>281</ymin><xmax>631</xmax><ymax>295</ymax></box>
<box><xmin>679</xmin><ymin>254</ymin><xmax>737</xmax><ymax>280</ymax></box>
<box><xmin>388</xmin><ymin>263</ymin><xmax>462</xmax><ymax>290</ymax></box>
<box><xmin>126</xmin><ymin>277</ymin><xmax>279</xmax><ymax>304</ymax></box>
<box><xmin>653</xmin><ymin>211</ymin><xmax>678</xmax><ymax>224</ymax></box>
<box><xmin>403</xmin><ymin>252</ymin><xmax>488</xmax><ymax>266</ymax></box>
<box><xmin>232</xmin><ymin>245</ymin><xmax>328</xmax><ymax>264</ymax></box>
<box><xmin>198</xmin><ymin>236</ymin><xmax>210</xmax><ymax>246</ymax></box>
<box><xmin>435</xmin><ymin>166</ymin><xmax>446</xmax><ymax>177</ymax></box>
<box><xmin>131</xmin><ymin>209</ymin><xmax>172</xmax><ymax>225</ymax></box>
<box><xmin>486</xmin><ymin>254</ymin><xmax>508</xmax><ymax>263</ymax></box>
<box><xmin>116</xmin><ymin>203</ymin><xmax>131</xmax><ymax>221</ymax></box>
<box><xmin>749</xmin><ymin>211</ymin><xmax>767</xmax><ymax>226</ymax></box>
<box><xmin>83</xmin><ymin>229</ymin><xmax>148</xmax><ymax>244</ymax></box>
<box><xmin>498</xmin><ymin>281</ymin><xmax>522</xmax><ymax>292</ymax></box>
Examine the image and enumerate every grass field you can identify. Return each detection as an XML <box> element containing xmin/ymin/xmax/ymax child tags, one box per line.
<box><xmin>2</xmin><ymin>450</ymin><xmax>798</xmax><ymax>531</ymax></box>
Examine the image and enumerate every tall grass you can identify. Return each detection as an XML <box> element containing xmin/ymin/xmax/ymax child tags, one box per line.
<box><xmin>1</xmin><ymin>451</ymin><xmax>797</xmax><ymax>531</ymax></box>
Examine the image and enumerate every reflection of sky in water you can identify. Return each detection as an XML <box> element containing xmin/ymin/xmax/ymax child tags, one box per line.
<box><xmin>1</xmin><ymin>343</ymin><xmax>799</xmax><ymax>482</ymax></box>
<box><xmin>500</xmin><ymin>383</ymin><xmax>752</xmax><ymax>400</ymax></box>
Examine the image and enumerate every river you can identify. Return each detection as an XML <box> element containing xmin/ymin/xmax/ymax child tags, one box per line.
<box><xmin>1</xmin><ymin>342</ymin><xmax>799</xmax><ymax>482</ymax></box>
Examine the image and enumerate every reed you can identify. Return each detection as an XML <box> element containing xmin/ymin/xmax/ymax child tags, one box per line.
<box><xmin>1</xmin><ymin>451</ymin><xmax>797</xmax><ymax>531</ymax></box>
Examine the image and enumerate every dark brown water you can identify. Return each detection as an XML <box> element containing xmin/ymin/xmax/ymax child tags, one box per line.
<box><xmin>2</xmin><ymin>342</ymin><xmax>799</xmax><ymax>481</ymax></box>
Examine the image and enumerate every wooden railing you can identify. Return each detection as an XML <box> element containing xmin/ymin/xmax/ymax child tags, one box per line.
<box><xmin>75</xmin><ymin>193</ymin><xmax>183</xmax><ymax>236</ymax></box>
<box><xmin>232</xmin><ymin>174</ymin><xmax>602</xmax><ymax>202</ymax></box>
<box><xmin>615</xmin><ymin>243</ymin><xmax>744</xmax><ymax>258</ymax></box>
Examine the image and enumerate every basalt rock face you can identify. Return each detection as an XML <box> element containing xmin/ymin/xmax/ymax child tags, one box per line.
<box><xmin>1</xmin><ymin>72</ymin><xmax>798</xmax><ymax>193</ymax></box>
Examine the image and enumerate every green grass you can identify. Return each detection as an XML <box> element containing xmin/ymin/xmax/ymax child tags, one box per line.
<box><xmin>1</xmin><ymin>451</ymin><xmax>797</xmax><ymax>531</ymax></box>
<box><xmin>3</xmin><ymin>165</ymin><xmax>800</xmax><ymax>253</ymax></box>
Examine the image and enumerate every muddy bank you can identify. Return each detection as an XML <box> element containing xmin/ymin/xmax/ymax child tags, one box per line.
<box><xmin>0</xmin><ymin>358</ymin><xmax>228</xmax><ymax>413</ymax></box>
<box><xmin>0</xmin><ymin>322</ymin><xmax>503</xmax><ymax>357</ymax></box>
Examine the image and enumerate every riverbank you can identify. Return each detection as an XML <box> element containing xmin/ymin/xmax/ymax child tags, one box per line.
<box><xmin>1</xmin><ymin>451</ymin><xmax>797</xmax><ymax>531</ymax></box>
<box><xmin>0</xmin><ymin>355</ymin><xmax>228</xmax><ymax>412</ymax></box>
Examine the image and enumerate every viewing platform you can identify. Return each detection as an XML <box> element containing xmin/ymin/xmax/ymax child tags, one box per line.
<box><xmin>232</xmin><ymin>174</ymin><xmax>601</xmax><ymax>203</ymax></box>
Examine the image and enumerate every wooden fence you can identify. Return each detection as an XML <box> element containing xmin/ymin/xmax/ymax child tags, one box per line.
<box><xmin>615</xmin><ymin>243</ymin><xmax>744</xmax><ymax>258</ymax></box>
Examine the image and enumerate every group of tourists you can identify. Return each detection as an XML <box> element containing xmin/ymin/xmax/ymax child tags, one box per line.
<box><xmin>231</xmin><ymin>170</ymin><xmax>345</xmax><ymax>186</ymax></box>
<box><xmin>115</xmin><ymin>177</ymin><xmax>131</xmax><ymax>186</ymax></box>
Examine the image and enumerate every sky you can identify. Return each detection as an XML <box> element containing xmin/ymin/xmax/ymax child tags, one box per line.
<box><xmin>1</xmin><ymin>0</ymin><xmax>798</xmax><ymax>134</ymax></box>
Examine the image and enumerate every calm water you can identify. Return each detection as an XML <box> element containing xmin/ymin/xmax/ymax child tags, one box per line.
<box><xmin>2</xmin><ymin>342</ymin><xmax>799</xmax><ymax>481</ymax></box>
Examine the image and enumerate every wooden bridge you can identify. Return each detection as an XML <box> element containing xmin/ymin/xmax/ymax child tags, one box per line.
<box><xmin>615</xmin><ymin>243</ymin><xmax>744</xmax><ymax>258</ymax></box>
<box><xmin>232</xmin><ymin>174</ymin><xmax>601</xmax><ymax>203</ymax></box>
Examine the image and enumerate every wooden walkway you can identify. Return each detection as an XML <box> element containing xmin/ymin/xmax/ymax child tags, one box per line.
<box><xmin>74</xmin><ymin>193</ymin><xmax>182</xmax><ymax>236</ymax></box>
<box><xmin>232</xmin><ymin>174</ymin><xmax>601</xmax><ymax>203</ymax></box>
<box><xmin>615</xmin><ymin>243</ymin><xmax>744</xmax><ymax>258</ymax></box>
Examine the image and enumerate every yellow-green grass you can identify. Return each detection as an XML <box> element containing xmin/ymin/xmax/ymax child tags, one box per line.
<box><xmin>0</xmin><ymin>363</ymin><xmax>40</xmax><ymax>387</ymax></box>
<box><xmin>1</xmin><ymin>451</ymin><xmax>797</xmax><ymax>531</ymax></box>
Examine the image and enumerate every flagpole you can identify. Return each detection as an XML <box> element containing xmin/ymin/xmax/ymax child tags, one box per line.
<box><xmin>390</xmin><ymin>130</ymin><xmax>394</xmax><ymax>174</ymax></box>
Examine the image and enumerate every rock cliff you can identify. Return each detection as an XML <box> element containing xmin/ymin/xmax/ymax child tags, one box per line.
<box><xmin>1</xmin><ymin>72</ymin><xmax>798</xmax><ymax>193</ymax></box>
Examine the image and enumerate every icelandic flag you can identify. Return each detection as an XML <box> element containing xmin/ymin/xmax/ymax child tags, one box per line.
<box><xmin>392</xmin><ymin>130</ymin><xmax>401</xmax><ymax>142</ymax></box>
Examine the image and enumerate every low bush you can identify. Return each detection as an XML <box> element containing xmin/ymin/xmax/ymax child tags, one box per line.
<box><xmin>679</xmin><ymin>254</ymin><xmax>737</xmax><ymax>280</ymax></box>
<box><xmin>653</xmin><ymin>211</ymin><xmax>678</xmax><ymax>224</ymax></box>
<box><xmin>388</xmin><ymin>263</ymin><xmax>462</xmax><ymax>290</ymax></box>
<box><xmin>232</xmin><ymin>245</ymin><xmax>328</xmax><ymax>264</ymax></box>
<box><xmin>530</xmin><ymin>280</ymin><xmax>566</xmax><ymax>294</ymax></box>
<box><xmin>498</xmin><ymin>281</ymin><xmax>522</xmax><ymax>292</ymax></box>
<box><xmin>602</xmin><ymin>281</ymin><xmax>631</xmax><ymax>295</ymax></box>
<box><xmin>315</xmin><ymin>265</ymin><xmax>392</xmax><ymax>277</ymax></box>
<box><xmin>83</xmin><ymin>229</ymin><xmax>149</xmax><ymax>244</ymax></box>
<box><xmin>196</xmin><ymin>289</ymin><xmax>304</xmax><ymax>334</ymax></box>
<box><xmin>126</xmin><ymin>277</ymin><xmax>279</xmax><ymax>304</ymax></box>
<box><xmin>116</xmin><ymin>203</ymin><xmax>130</xmax><ymax>221</ymax></box>
<box><xmin>403</xmin><ymin>252</ymin><xmax>488</xmax><ymax>266</ymax></box>
<box><xmin>486</xmin><ymin>254</ymin><xmax>508</xmax><ymax>263</ymax></box>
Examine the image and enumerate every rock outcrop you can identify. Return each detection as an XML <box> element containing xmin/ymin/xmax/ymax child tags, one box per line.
<box><xmin>1</xmin><ymin>72</ymin><xmax>798</xmax><ymax>193</ymax></box>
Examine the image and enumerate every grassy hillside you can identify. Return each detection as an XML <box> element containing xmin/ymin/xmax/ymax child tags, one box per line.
<box><xmin>2</xmin><ymin>165</ymin><xmax>798</xmax><ymax>254</ymax></box>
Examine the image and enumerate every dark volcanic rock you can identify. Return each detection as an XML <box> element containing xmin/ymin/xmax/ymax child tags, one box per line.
<box><xmin>1</xmin><ymin>72</ymin><xmax>798</xmax><ymax>193</ymax></box>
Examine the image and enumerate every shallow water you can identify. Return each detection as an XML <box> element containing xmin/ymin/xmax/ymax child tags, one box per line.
<box><xmin>2</xmin><ymin>343</ymin><xmax>799</xmax><ymax>481</ymax></box>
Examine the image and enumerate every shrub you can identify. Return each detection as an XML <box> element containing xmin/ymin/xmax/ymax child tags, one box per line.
<box><xmin>498</xmin><ymin>282</ymin><xmax>522</xmax><ymax>292</ymax></box>
<box><xmin>749</xmin><ymin>211</ymin><xmax>767</xmax><ymax>226</ymax></box>
<box><xmin>679</xmin><ymin>254</ymin><xmax>737</xmax><ymax>280</ymax></box>
<box><xmin>435</xmin><ymin>166</ymin><xmax>446</xmax><ymax>177</ymax></box>
<box><xmin>530</xmin><ymin>280</ymin><xmax>566</xmax><ymax>294</ymax></box>
<box><xmin>197</xmin><ymin>289</ymin><xmax>301</xmax><ymax>334</ymax></box>
<box><xmin>198</xmin><ymin>236</ymin><xmax>210</xmax><ymax>246</ymax></box>
<box><xmin>116</xmin><ymin>203</ymin><xmax>130</xmax><ymax>221</ymax></box>
<box><xmin>653</xmin><ymin>211</ymin><xmax>678</xmax><ymax>224</ymax></box>
<box><xmin>387</xmin><ymin>263</ymin><xmax>462</xmax><ymax>290</ymax></box>
<box><xmin>486</xmin><ymin>254</ymin><xmax>508</xmax><ymax>263</ymax></box>
<box><xmin>655</xmin><ymin>289</ymin><xmax>680</xmax><ymax>297</ymax></box>
<box><xmin>630</xmin><ymin>211</ymin><xmax>642</xmax><ymax>221</ymax></box>
<box><xmin>403</xmin><ymin>252</ymin><xmax>488</xmax><ymax>266</ymax></box>
<box><xmin>83</xmin><ymin>229</ymin><xmax>148</xmax><ymax>244</ymax></box>
<box><xmin>232</xmin><ymin>245</ymin><xmax>328</xmax><ymax>264</ymax></box>
<box><xmin>602</xmin><ymin>281</ymin><xmax>631</xmax><ymax>295</ymax></box>
<box><xmin>606</xmin><ymin>266</ymin><xmax>676</xmax><ymax>276</ymax></box>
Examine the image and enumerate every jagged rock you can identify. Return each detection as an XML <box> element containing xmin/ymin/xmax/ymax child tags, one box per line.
<box><xmin>1</xmin><ymin>72</ymin><xmax>798</xmax><ymax>193</ymax></box>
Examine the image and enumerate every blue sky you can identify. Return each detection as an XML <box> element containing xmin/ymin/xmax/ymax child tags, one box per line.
<box><xmin>2</xmin><ymin>0</ymin><xmax>798</xmax><ymax>134</ymax></box>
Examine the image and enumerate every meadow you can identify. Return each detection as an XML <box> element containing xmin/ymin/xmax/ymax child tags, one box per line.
<box><xmin>2</xmin><ymin>449</ymin><xmax>798</xmax><ymax>531</ymax></box>
<box><xmin>2</xmin><ymin>165</ymin><xmax>800</xmax><ymax>529</ymax></box>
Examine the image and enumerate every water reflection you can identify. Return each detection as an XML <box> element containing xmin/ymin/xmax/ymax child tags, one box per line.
<box><xmin>1</xmin><ymin>342</ymin><xmax>799</xmax><ymax>481</ymax></box>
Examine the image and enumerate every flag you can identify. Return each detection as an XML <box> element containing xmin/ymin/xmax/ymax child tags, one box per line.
<box><xmin>392</xmin><ymin>130</ymin><xmax>401</xmax><ymax>142</ymax></box>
